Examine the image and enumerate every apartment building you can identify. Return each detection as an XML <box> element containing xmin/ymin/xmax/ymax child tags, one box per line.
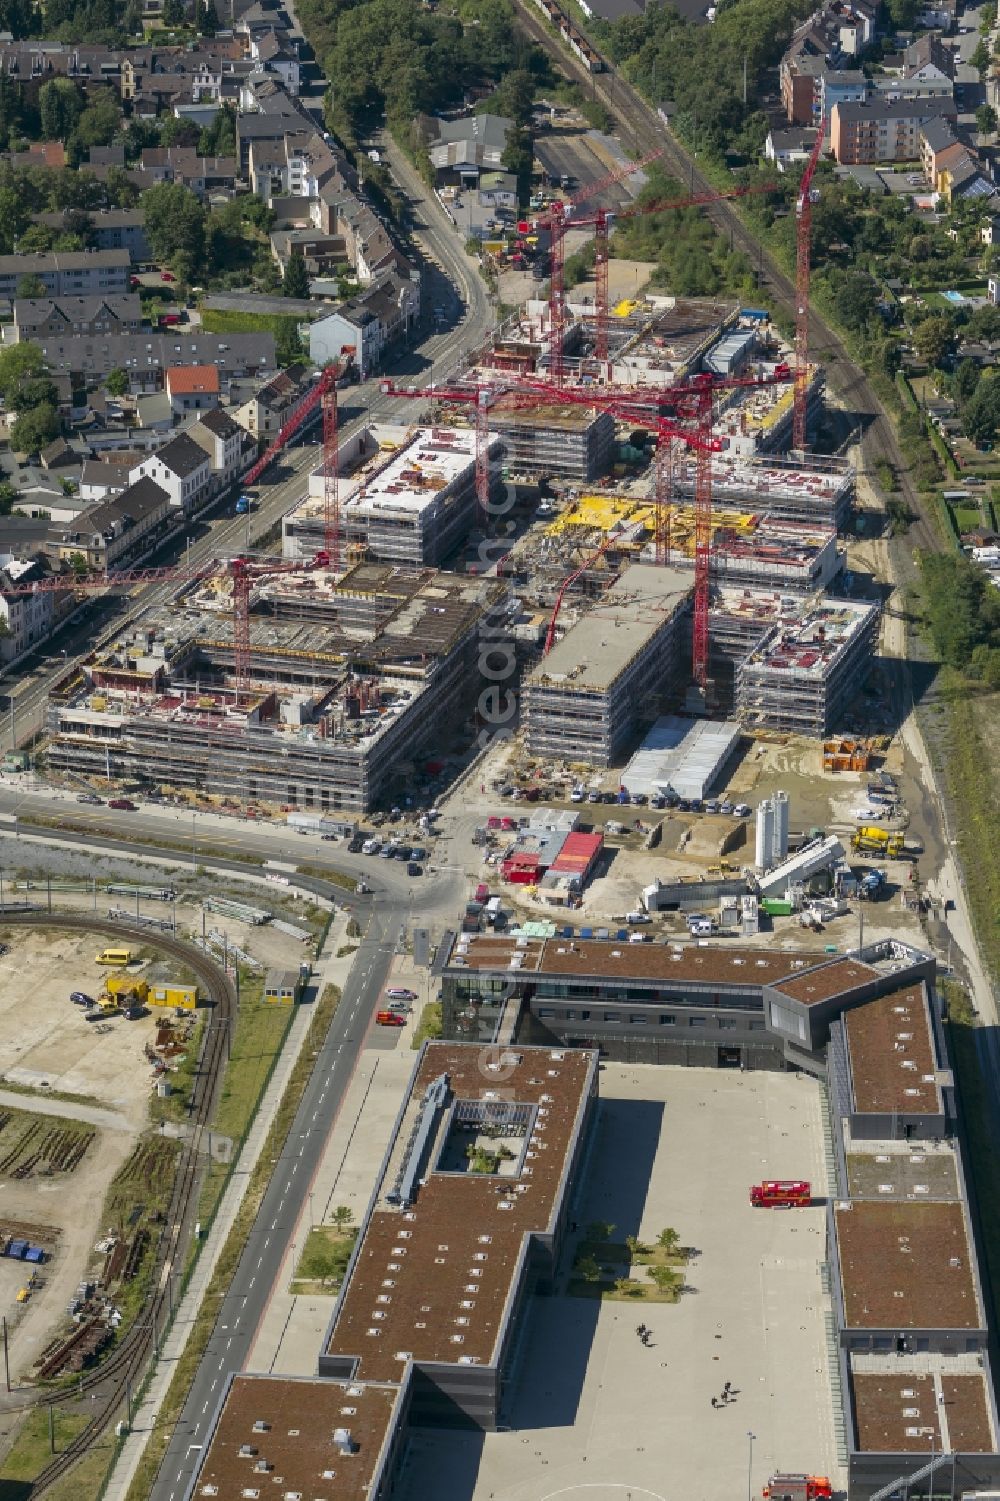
<box><xmin>830</xmin><ymin>96</ymin><xmax>955</xmax><ymax>163</ymax></box>
<box><xmin>12</xmin><ymin>294</ymin><xmax>141</xmax><ymax>343</ymax></box>
<box><xmin>0</xmin><ymin>250</ymin><xmax>130</xmax><ymax>300</ymax></box>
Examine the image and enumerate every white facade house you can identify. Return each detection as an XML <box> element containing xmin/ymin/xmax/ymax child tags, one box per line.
<box><xmin>133</xmin><ymin>432</ymin><xmax>211</xmax><ymax>512</ymax></box>
<box><xmin>0</xmin><ymin>558</ymin><xmax>54</xmax><ymax>665</ymax></box>
<box><xmin>188</xmin><ymin>408</ymin><xmax>245</xmax><ymax>485</ymax></box>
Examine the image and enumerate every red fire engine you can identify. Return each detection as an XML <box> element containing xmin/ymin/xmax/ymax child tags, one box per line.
<box><xmin>749</xmin><ymin>1181</ymin><xmax>811</xmax><ymax>1208</ymax></box>
<box><xmin>763</xmin><ymin>1474</ymin><xmax>832</xmax><ymax>1501</ymax></box>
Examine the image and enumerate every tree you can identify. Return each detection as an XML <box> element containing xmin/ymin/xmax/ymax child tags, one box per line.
<box><xmin>39</xmin><ymin>79</ymin><xmax>83</xmax><ymax>143</ymax></box>
<box><xmin>283</xmin><ymin>248</ymin><xmax>310</xmax><ymax>299</ymax></box>
<box><xmin>105</xmin><ymin>368</ymin><xmax>129</xmax><ymax>398</ymax></box>
<box><xmin>9</xmin><ymin>375</ymin><xmax>58</xmax><ymax>413</ymax></box>
<box><xmin>162</xmin><ymin>0</ymin><xmax>185</xmax><ymax>23</ymax></box>
<box><xmin>74</xmin><ymin>88</ymin><xmax>122</xmax><ymax>150</ymax></box>
<box><xmin>963</xmin><ymin>377</ymin><xmax>1000</xmax><ymax>445</ymax></box>
<box><xmin>482</xmin><ymin>69</ymin><xmax>535</xmax><ymax>127</ymax></box>
<box><xmin>913</xmin><ymin>314</ymin><xmax>954</xmax><ymax>369</ymax></box>
<box><xmin>15</xmin><ymin>274</ymin><xmax>48</xmax><ymax>298</ymax></box>
<box><xmin>501</xmin><ymin>122</ymin><xmax>534</xmax><ymax>205</ymax></box>
<box><xmin>0</xmin><ymin>343</ymin><xmax>46</xmax><ymax>401</ymax></box>
<box><xmin>576</xmin><ymin>1253</ymin><xmax>601</xmax><ymax>1283</ymax></box>
<box><xmin>143</xmin><ymin>181</ymin><xmax>206</xmax><ymax>267</ymax></box>
<box><xmin>331</xmin><ymin>1205</ymin><xmax>353</xmax><ymax>1230</ymax></box>
<box><xmin>657</xmin><ymin>1227</ymin><xmax>681</xmax><ymax>1257</ymax></box>
<box><xmin>10</xmin><ymin>402</ymin><xmax>60</xmax><ymax>453</ymax></box>
<box><xmin>828</xmin><ymin>269</ymin><xmax>878</xmax><ymax>333</ymax></box>
<box><xmin>650</xmin><ymin>1263</ymin><xmax>681</xmax><ymax>1294</ymax></box>
<box><xmin>16</xmin><ymin>226</ymin><xmax>56</xmax><ymax>255</ymax></box>
<box><xmin>197</xmin><ymin>0</ymin><xmax>217</xmax><ymax>33</ymax></box>
<box><xmin>977</xmin><ymin>103</ymin><xmax>998</xmax><ymax>136</ymax></box>
<box><xmin>586</xmin><ymin>1220</ymin><xmax>615</xmax><ymax>1243</ymax></box>
<box><xmin>955</xmin><ymin>357</ymin><xmax>982</xmax><ymax>404</ymax></box>
<box><xmin>972</xmin><ymin>38</ymin><xmax>991</xmax><ymax>76</ymax></box>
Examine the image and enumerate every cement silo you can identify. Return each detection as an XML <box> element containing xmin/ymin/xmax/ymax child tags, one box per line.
<box><xmin>755</xmin><ymin>799</ymin><xmax>775</xmax><ymax>872</ymax></box>
<box><xmin>773</xmin><ymin>790</ymin><xmax>790</xmax><ymax>863</ymax></box>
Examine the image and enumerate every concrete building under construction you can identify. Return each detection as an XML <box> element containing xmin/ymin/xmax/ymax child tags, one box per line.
<box><xmin>736</xmin><ymin>596</ymin><xmax>879</xmax><ymax>737</ymax></box>
<box><xmin>523</xmin><ymin>562</ymin><xmax>691</xmax><ymax>765</ymax></box>
<box><xmin>283</xmin><ymin>425</ymin><xmax>502</xmax><ymax>568</ymax></box>
<box><xmin>45</xmin><ymin>564</ymin><xmax>510</xmax><ymax>811</ymax></box>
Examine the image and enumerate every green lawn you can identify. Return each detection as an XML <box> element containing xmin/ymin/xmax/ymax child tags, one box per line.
<box><xmin>200</xmin><ymin>308</ymin><xmax>307</xmax><ymax>340</ymax></box>
<box><xmin>290</xmin><ymin>1224</ymin><xmax>357</xmax><ymax>1294</ymax></box>
<box><xmin>411</xmin><ymin>1000</ymin><xmax>442</xmax><ymax>1049</ymax></box>
<box><xmin>0</xmin><ymin>1406</ymin><xmax>90</xmax><ymax>1482</ymax></box>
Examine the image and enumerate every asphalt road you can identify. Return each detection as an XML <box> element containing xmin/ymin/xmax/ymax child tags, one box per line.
<box><xmin>150</xmin><ymin>903</ymin><xmax>404</xmax><ymax>1501</ymax></box>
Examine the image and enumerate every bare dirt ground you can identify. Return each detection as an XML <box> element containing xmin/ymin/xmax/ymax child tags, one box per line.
<box><xmin>0</xmin><ymin>1118</ymin><xmax>133</xmax><ymax>1384</ymax></box>
<box><xmin>0</xmin><ymin>929</ymin><xmax>160</xmax><ymax>1118</ymax></box>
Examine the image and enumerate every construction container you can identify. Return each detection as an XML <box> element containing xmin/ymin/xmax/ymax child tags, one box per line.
<box><xmin>760</xmin><ymin>898</ymin><xmax>793</xmax><ymax>917</ymax></box>
<box><xmin>24</xmin><ymin>1246</ymin><xmax>44</xmax><ymax>1263</ymax></box>
<box><xmin>5</xmin><ymin>1240</ymin><xmax>27</xmax><ymax>1259</ymax></box>
<box><xmin>149</xmin><ymin>984</ymin><xmax>198</xmax><ymax>1010</ymax></box>
<box><xmin>106</xmin><ymin>976</ymin><xmax>150</xmax><ymax>1001</ymax></box>
<box><xmin>157</xmin><ymin>1077</ymin><xmax>172</xmax><ymax>1098</ymax></box>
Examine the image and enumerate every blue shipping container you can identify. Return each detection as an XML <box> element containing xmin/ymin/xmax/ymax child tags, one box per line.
<box><xmin>6</xmin><ymin>1240</ymin><xmax>27</xmax><ymax>1258</ymax></box>
<box><xmin>24</xmin><ymin>1246</ymin><xmax>44</xmax><ymax>1263</ymax></box>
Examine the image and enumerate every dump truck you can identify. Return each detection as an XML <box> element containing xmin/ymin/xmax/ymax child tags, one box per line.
<box><xmin>763</xmin><ymin>1475</ymin><xmax>832</xmax><ymax>1501</ymax></box>
<box><xmin>750</xmin><ymin>1181</ymin><xmax>811</xmax><ymax>1208</ymax></box>
<box><xmin>852</xmin><ymin>826</ymin><xmax>904</xmax><ymax>857</ymax></box>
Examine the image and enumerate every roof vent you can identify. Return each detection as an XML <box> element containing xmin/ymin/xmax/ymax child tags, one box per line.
<box><xmin>333</xmin><ymin>1428</ymin><xmax>356</xmax><ymax>1456</ymax></box>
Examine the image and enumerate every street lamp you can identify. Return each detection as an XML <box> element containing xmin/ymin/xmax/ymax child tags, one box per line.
<box><xmin>747</xmin><ymin>1431</ymin><xmax>756</xmax><ymax>1501</ymax></box>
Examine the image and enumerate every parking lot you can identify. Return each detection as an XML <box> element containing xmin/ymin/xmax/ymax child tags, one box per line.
<box><xmin>400</xmin><ymin>1065</ymin><xmax>842</xmax><ymax>1501</ymax></box>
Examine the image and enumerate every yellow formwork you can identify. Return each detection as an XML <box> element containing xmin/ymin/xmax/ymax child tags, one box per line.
<box><xmin>545</xmin><ymin>493</ymin><xmax>758</xmax><ymax>556</ymax></box>
<box><xmin>613</xmin><ymin>298</ymin><xmax>642</xmax><ymax>317</ymax></box>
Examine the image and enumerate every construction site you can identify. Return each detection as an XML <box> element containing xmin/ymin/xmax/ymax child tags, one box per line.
<box><xmin>45</xmin><ymin>565</ymin><xmax>509</xmax><ymax>812</ymax></box>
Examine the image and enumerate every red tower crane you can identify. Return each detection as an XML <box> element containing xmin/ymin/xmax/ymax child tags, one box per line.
<box><xmin>551</xmin><ymin>177</ymin><xmax>780</xmax><ymax>367</ymax></box>
<box><xmin>535</xmin><ymin>147</ymin><xmax>663</xmax><ymax>386</ymax></box>
<box><xmin>794</xmin><ymin>122</ymin><xmax>825</xmax><ymax>451</ymax></box>
<box><xmin>242</xmin><ymin>362</ymin><xmax>342</xmax><ymax>564</ymax></box>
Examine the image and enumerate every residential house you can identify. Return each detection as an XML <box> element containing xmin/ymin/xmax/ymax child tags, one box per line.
<box><xmin>32</xmin><ymin>210</ymin><xmax>150</xmax><ymax>264</ymax></box>
<box><xmin>819</xmin><ymin>70</ymin><xmax>868</xmax><ymax>124</ymax></box>
<box><xmin>0</xmin><ymin>42</ymin><xmax>122</xmax><ymax>102</ymax></box>
<box><xmin>765</xmin><ymin>127</ymin><xmax>821</xmax><ymax>171</ymax></box>
<box><xmin>0</xmin><ymin>251</ymin><xmax>130</xmax><ymax>300</ymax></box>
<box><xmin>52</xmin><ymin>478</ymin><xmax>172</xmax><ymax>570</ymax></box>
<box><xmin>78</xmin><ymin>455</ymin><xmax>138</xmax><ymax>502</ymax></box>
<box><xmin>918</xmin><ymin>117</ymin><xmax>992</xmax><ymax>199</ymax></box>
<box><xmin>165</xmin><ymin>365</ymin><xmax>221</xmax><ymax>416</ymax></box>
<box><xmin>13</xmin><ymin>294</ymin><xmax>141</xmax><ymax>344</ymax></box>
<box><xmin>270</xmin><ymin>227</ymin><xmax>347</xmax><ymax>279</ymax></box>
<box><xmin>308</xmin><ymin>270</ymin><xmax>420</xmax><ymax>378</ymax></box>
<box><xmin>780</xmin><ymin>0</ymin><xmax>877</xmax><ymax>123</ymax></box>
<box><xmin>236</xmin><ymin>363</ymin><xmax>314</xmax><ymax>440</ymax></box>
<box><xmin>32</xmin><ymin>331</ymin><xmax>276</xmax><ymax>394</ymax></box>
<box><xmin>0</xmin><ymin>557</ymin><xmax>56</xmax><ymax>666</ymax></box>
<box><xmin>830</xmin><ymin>96</ymin><xmax>955</xmax><ymax>164</ymax></box>
<box><xmin>187</xmin><ymin>407</ymin><xmax>246</xmax><ymax>484</ymax></box>
<box><xmin>917</xmin><ymin>0</ymin><xmax>956</xmax><ymax>28</ymax></box>
<box><xmin>904</xmin><ymin>31</ymin><xmax>955</xmax><ymax>80</ymax></box>
<box><xmin>427</xmin><ymin>114</ymin><xmax>511</xmax><ymax>187</ymax></box>
<box><xmin>988</xmin><ymin>276</ymin><xmax>1000</xmax><ymax>305</ymax></box>
<box><xmin>236</xmin><ymin>103</ymin><xmax>311</xmax><ymax>175</ymax></box>
<box><xmin>981</xmin><ymin>213</ymin><xmax>1000</xmax><ymax>245</ymax></box>
<box><xmin>250</xmin><ymin>29</ymin><xmax>300</xmax><ymax>93</ymax></box>
<box><xmin>133</xmin><ymin>434</ymin><xmax>211</xmax><ymax>511</ymax></box>
<box><xmin>138</xmin><ymin>147</ymin><xmax>238</xmax><ymax>198</ymax></box>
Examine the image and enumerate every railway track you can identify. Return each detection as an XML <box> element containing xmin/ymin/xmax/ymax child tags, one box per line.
<box><xmin>0</xmin><ymin>914</ymin><xmax>235</xmax><ymax>1495</ymax></box>
<box><xmin>511</xmin><ymin>0</ymin><xmax>937</xmax><ymax>554</ymax></box>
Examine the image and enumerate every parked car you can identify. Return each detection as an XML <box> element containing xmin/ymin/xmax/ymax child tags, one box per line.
<box><xmin>161</xmin><ymin>270</ymin><xmax>176</xmax><ymax>282</ymax></box>
<box><xmin>77</xmin><ymin>794</ymin><xmax>103</xmax><ymax>805</ymax></box>
<box><xmin>108</xmin><ymin>798</ymin><xmax>136</xmax><ymax>810</ymax></box>
<box><xmin>570</xmin><ymin>788</ymin><xmax>585</xmax><ymax>802</ymax></box>
<box><xmin>387</xmin><ymin>999</ymin><xmax>412</xmax><ymax>1014</ymax></box>
<box><xmin>70</xmin><ymin>992</ymin><xmax>94</xmax><ymax>1007</ymax></box>
<box><xmin>386</xmin><ymin>987</ymin><xmax>417</xmax><ymax>1001</ymax></box>
<box><xmin>407</xmin><ymin>861</ymin><xmax>423</xmax><ymax>876</ymax></box>
<box><xmin>626</xmin><ymin>911</ymin><xmax>651</xmax><ymax>925</ymax></box>
<box><xmin>587</xmin><ymin>790</ymin><xmax>602</xmax><ymax>802</ymax></box>
<box><xmin>376</xmin><ymin>1010</ymin><xmax>406</xmax><ymax>1027</ymax></box>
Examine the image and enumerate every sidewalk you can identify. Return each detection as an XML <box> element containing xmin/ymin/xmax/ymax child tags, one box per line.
<box><xmin>249</xmin><ymin>951</ymin><xmax>426</xmax><ymax>1375</ymax></box>
<box><xmin>102</xmin><ymin>908</ymin><xmax>350</xmax><ymax>1501</ymax></box>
